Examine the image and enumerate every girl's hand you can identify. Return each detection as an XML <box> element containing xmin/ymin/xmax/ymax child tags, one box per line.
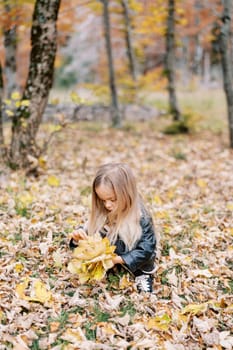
<box><xmin>72</xmin><ymin>228</ymin><xmax>88</xmax><ymax>243</ymax></box>
<box><xmin>112</xmin><ymin>255</ymin><xmax>124</xmax><ymax>265</ymax></box>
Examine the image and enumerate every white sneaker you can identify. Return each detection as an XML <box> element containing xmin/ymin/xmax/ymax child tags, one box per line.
<box><xmin>135</xmin><ymin>274</ymin><xmax>153</xmax><ymax>293</ymax></box>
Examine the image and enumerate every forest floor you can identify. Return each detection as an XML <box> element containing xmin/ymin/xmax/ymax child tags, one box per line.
<box><xmin>0</xmin><ymin>119</ymin><xmax>233</xmax><ymax>350</ymax></box>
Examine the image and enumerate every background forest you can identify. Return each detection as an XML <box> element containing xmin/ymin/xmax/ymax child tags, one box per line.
<box><xmin>0</xmin><ymin>0</ymin><xmax>232</xmax><ymax>158</ymax></box>
<box><xmin>0</xmin><ymin>1</ymin><xmax>233</xmax><ymax>350</ymax></box>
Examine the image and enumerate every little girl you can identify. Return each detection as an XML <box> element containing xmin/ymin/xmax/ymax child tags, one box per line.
<box><xmin>70</xmin><ymin>163</ymin><xmax>157</xmax><ymax>293</ymax></box>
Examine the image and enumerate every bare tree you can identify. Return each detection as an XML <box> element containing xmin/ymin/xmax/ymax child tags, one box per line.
<box><xmin>101</xmin><ymin>0</ymin><xmax>121</xmax><ymax>127</ymax></box>
<box><xmin>165</xmin><ymin>0</ymin><xmax>181</xmax><ymax>121</ymax></box>
<box><xmin>121</xmin><ymin>0</ymin><xmax>137</xmax><ymax>81</ymax></box>
<box><xmin>219</xmin><ymin>0</ymin><xmax>233</xmax><ymax>147</ymax></box>
<box><xmin>9</xmin><ymin>0</ymin><xmax>61</xmax><ymax>168</ymax></box>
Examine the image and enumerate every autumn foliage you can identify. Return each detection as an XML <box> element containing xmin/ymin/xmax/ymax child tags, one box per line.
<box><xmin>0</xmin><ymin>120</ymin><xmax>232</xmax><ymax>349</ymax></box>
<box><xmin>68</xmin><ymin>234</ymin><xmax>116</xmax><ymax>283</ymax></box>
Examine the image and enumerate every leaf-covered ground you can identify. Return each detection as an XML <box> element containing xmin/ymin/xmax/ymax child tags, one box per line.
<box><xmin>0</xmin><ymin>121</ymin><xmax>233</xmax><ymax>350</ymax></box>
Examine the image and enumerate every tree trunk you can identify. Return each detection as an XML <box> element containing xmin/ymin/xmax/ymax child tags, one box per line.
<box><xmin>202</xmin><ymin>50</ymin><xmax>210</xmax><ymax>86</ymax></box>
<box><xmin>3</xmin><ymin>0</ymin><xmax>18</xmax><ymax>97</ymax></box>
<box><xmin>192</xmin><ymin>35</ymin><xmax>202</xmax><ymax>77</ymax></box>
<box><xmin>181</xmin><ymin>36</ymin><xmax>190</xmax><ymax>87</ymax></box>
<box><xmin>0</xmin><ymin>61</ymin><xmax>5</xmax><ymax>159</ymax></box>
<box><xmin>165</xmin><ymin>0</ymin><xmax>181</xmax><ymax>121</ymax></box>
<box><xmin>192</xmin><ymin>1</ymin><xmax>202</xmax><ymax>78</ymax></box>
<box><xmin>121</xmin><ymin>0</ymin><xmax>137</xmax><ymax>81</ymax></box>
<box><xmin>9</xmin><ymin>0</ymin><xmax>61</xmax><ymax>167</ymax></box>
<box><xmin>101</xmin><ymin>0</ymin><xmax>121</xmax><ymax>127</ymax></box>
<box><xmin>219</xmin><ymin>0</ymin><xmax>233</xmax><ymax>147</ymax></box>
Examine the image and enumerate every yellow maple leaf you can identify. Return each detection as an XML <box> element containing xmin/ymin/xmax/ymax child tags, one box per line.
<box><xmin>181</xmin><ymin>302</ymin><xmax>208</xmax><ymax>315</ymax></box>
<box><xmin>14</xmin><ymin>263</ymin><xmax>24</xmax><ymax>273</ymax></box>
<box><xmin>5</xmin><ymin>109</ymin><xmax>14</xmax><ymax>117</ymax></box>
<box><xmin>17</xmin><ymin>192</ymin><xmax>34</xmax><ymax>206</ymax></box>
<box><xmin>65</xmin><ymin>217</ymin><xmax>77</xmax><ymax>226</ymax></box>
<box><xmin>167</xmin><ymin>188</ymin><xmax>175</xmax><ymax>200</ymax></box>
<box><xmin>226</xmin><ymin>202</ymin><xmax>233</xmax><ymax>211</ymax></box>
<box><xmin>11</xmin><ymin>91</ymin><xmax>21</xmax><ymax>100</ymax></box>
<box><xmin>174</xmin><ymin>311</ymin><xmax>189</xmax><ymax>326</ymax></box>
<box><xmin>68</xmin><ymin>234</ymin><xmax>116</xmax><ymax>283</ymax></box>
<box><xmin>97</xmin><ymin>322</ymin><xmax>117</xmax><ymax>335</ymax></box>
<box><xmin>196</xmin><ymin>179</ymin><xmax>207</xmax><ymax>188</ymax></box>
<box><xmin>4</xmin><ymin>99</ymin><xmax>11</xmax><ymax>105</ymax></box>
<box><xmin>30</xmin><ymin>280</ymin><xmax>53</xmax><ymax>303</ymax></box>
<box><xmin>21</xmin><ymin>99</ymin><xmax>30</xmax><ymax>107</ymax></box>
<box><xmin>47</xmin><ymin>175</ymin><xmax>60</xmax><ymax>187</ymax></box>
<box><xmin>0</xmin><ymin>310</ymin><xmax>5</xmax><ymax>322</ymax></box>
<box><xmin>154</xmin><ymin>210</ymin><xmax>169</xmax><ymax>219</ymax></box>
<box><xmin>38</xmin><ymin>156</ymin><xmax>47</xmax><ymax>169</ymax></box>
<box><xmin>119</xmin><ymin>274</ymin><xmax>133</xmax><ymax>289</ymax></box>
<box><xmin>153</xmin><ymin>195</ymin><xmax>162</xmax><ymax>205</ymax></box>
<box><xmin>15</xmin><ymin>277</ymin><xmax>30</xmax><ymax>299</ymax></box>
<box><xmin>16</xmin><ymin>278</ymin><xmax>52</xmax><ymax>304</ymax></box>
<box><xmin>147</xmin><ymin>314</ymin><xmax>172</xmax><ymax>331</ymax></box>
<box><xmin>15</xmin><ymin>101</ymin><xmax>21</xmax><ymax>108</ymax></box>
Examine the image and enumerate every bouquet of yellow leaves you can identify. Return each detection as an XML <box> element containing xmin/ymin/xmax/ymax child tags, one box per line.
<box><xmin>68</xmin><ymin>234</ymin><xmax>116</xmax><ymax>284</ymax></box>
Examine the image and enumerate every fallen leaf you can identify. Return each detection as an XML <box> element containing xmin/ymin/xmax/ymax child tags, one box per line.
<box><xmin>47</xmin><ymin>175</ymin><xmax>60</xmax><ymax>187</ymax></box>
<box><xmin>16</xmin><ymin>278</ymin><xmax>53</xmax><ymax>304</ymax></box>
<box><xmin>119</xmin><ymin>274</ymin><xmax>133</xmax><ymax>289</ymax></box>
<box><xmin>196</xmin><ymin>178</ymin><xmax>207</xmax><ymax>188</ymax></box>
<box><xmin>181</xmin><ymin>302</ymin><xmax>208</xmax><ymax>316</ymax></box>
<box><xmin>11</xmin><ymin>91</ymin><xmax>21</xmax><ymax>100</ymax></box>
<box><xmin>30</xmin><ymin>280</ymin><xmax>53</xmax><ymax>303</ymax></box>
<box><xmin>52</xmin><ymin>250</ymin><xmax>65</xmax><ymax>267</ymax></box>
<box><xmin>147</xmin><ymin>313</ymin><xmax>172</xmax><ymax>331</ymax></box>
<box><xmin>15</xmin><ymin>278</ymin><xmax>30</xmax><ymax>299</ymax></box>
<box><xmin>193</xmin><ymin>316</ymin><xmax>216</xmax><ymax>333</ymax></box>
<box><xmin>219</xmin><ymin>331</ymin><xmax>233</xmax><ymax>349</ymax></box>
<box><xmin>61</xmin><ymin>328</ymin><xmax>86</xmax><ymax>343</ymax></box>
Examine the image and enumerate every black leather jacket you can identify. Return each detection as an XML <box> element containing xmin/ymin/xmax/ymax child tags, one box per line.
<box><xmin>113</xmin><ymin>211</ymin><xmax>156</xmax><ymax>274</ymax></box>
<box><xmin>69</xmin><ymin>210</ymin><xmax>156</xmax><ymax>274</ymax></box>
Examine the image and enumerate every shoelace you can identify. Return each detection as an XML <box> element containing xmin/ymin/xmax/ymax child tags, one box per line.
<box><xmin>135</xmin><ymin>275</ymin><xmax>151</xmax><ymax>292</ymax></box>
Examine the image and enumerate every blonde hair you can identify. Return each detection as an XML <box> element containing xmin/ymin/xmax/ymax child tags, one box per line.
<box><xmin>88</xmin><ymin>163</ymin><xmax>142</xmax><ymax>250</ymax></box>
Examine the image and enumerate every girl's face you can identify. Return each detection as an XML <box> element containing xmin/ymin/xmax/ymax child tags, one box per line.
<box><xmin>95</xmin><ymin>184</ymin><xmax>117</xmax><ymax>212</ymax></box>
